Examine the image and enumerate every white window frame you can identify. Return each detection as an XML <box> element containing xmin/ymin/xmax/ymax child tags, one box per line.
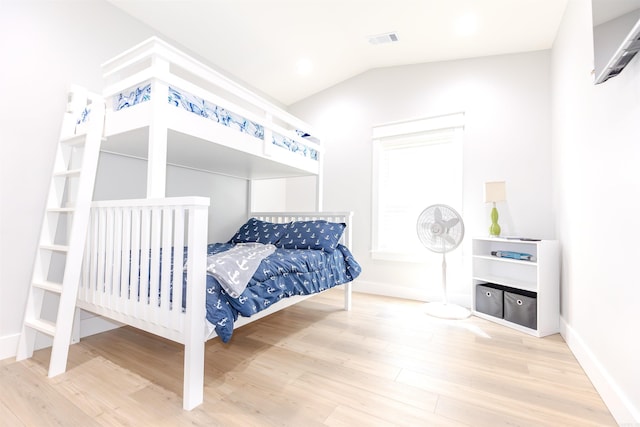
<box><xmin>371</xmin><ymin>112</ymin><xmax>464</xmax><ymax>262</ymax></box>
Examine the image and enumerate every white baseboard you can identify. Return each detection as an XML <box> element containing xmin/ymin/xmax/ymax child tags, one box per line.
<box><xmin>352</xmin><ymin>279</ymin><xmax>472</xmax><ymax>308</ymax></box>
<box><xmin>560</xmin><ymin>316</ymin><xmax>639</xmax><ymax>425</ymax></box>
<box><xmin>0</xmin><ymin>314</ymin><xmax>121</xmax><ymax>362</ymax></box>
<box><xmin>0</xmin><ymin>333</ymin><xmax>20</xmax><ymax>361</ymax></box>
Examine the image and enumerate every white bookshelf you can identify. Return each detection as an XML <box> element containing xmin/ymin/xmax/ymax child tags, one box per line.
<box><xmin>471</xmin><ymin>237</ymin><xmax>560</xmax><ymax>337</ymax></box>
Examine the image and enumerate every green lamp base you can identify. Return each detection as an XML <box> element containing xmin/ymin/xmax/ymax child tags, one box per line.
<box><xmin>489</xmin><ymin>205</ymin><xmax>501</xmax><ymax>236</ymax></box>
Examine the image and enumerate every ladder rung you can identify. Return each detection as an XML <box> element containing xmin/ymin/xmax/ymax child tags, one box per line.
<box><xmin>47</xmin><ymin>207</ymin><xmax>75</xmax><ymax>213</ymax></box>
<box><xmin>40</xmin><ymin>244</ymin><xmax>69</xmax><ymax>252</ymax></box>
<box><xmin>53</xmin><ymin>169</ymin><xmax>81</xmax><ymax>178</ymax></box>
<box><xmin>33</xmin><ymin>281</ymin><xmax>64</xmax><ymax>294</ymax></box>
<box><xmin>60</xmin><ymin>133</ymin><xmax>87</xmax><ymax>145</ymax></box>
<box><xmin>24</xmin><ymin>318</ymin><xmax>57</xmax><ymax>337</ymax></box>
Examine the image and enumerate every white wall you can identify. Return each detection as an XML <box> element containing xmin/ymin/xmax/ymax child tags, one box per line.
<box><xmin>551</xmin><ymin>0</ymin><xmax>640</xmax><ymax>423</ymax></box>
<box><xmin>0</xmin><ymin>0</ymin><xmax>153</xmax><ymax>360</ymax></box>
<box><xmin>289</xmin><ymin>51</ymin><xmax>554</xmax><ymax>304</ymax></box>
<box><xmin>250</xmin><ymin>179</ymin><xmax>287</xmax><ymax>211</ymax></box>
<box><xmin>94</xmin><ymin>153</ymin><xmax>248</xmax><ymax>243</ymax></box>
<box><xmin>3</xmin><ymin>1</ymin><xmax>635</xmax><ymax>422</ymax></box>
<box><xmin>0</xmin><ymin>0</ymin><xmax>248</xmax><ymax>359</ymax></box>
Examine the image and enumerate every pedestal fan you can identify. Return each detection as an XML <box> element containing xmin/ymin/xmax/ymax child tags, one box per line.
<box><xmin>416</xmin><ymin>204</ymin><xmax>470</xmax><ymax>319</ymax></box>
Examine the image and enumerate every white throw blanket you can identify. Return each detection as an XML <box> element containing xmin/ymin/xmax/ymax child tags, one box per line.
<box><xmin>206</xmin><ymin>243</ymin><xmax>276</xmax><ymax>298</ymax></box>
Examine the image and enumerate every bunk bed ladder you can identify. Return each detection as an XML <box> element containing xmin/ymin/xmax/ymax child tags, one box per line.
<box><xmin>16</xmin><ymin>86</ymin><xmax>105</xmax><ymax>377</ymax></box>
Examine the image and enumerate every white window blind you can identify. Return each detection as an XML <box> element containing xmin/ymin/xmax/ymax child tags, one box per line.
<box><xmin>372</xmin><ymin>113</ymin><xmax>464</xmax><ymax>261</ymax></box>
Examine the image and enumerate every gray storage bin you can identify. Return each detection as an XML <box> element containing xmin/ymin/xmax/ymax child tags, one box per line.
<box><xmin>475</xmin><ymin>284</ymin><xmax>504</xmax><ymax>318</ymax></box>
<box><xmin>504</xmin><ymin>290</ymin><xmax>537</xmax><ymax>329</ymax></box>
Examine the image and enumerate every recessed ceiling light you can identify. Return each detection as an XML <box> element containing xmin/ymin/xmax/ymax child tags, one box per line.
<box><xmin>455</xmin><ymin>14</ymin><xmax>478</xmax><ymax>36</ymax></box>
<box><xmin>296</xmin><ymin>58</ymin><xmax>313</xmax><ymax>75</ymax></box>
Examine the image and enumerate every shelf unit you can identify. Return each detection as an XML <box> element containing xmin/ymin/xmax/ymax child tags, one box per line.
<box><xmin>471</xmin><ymin>237</ymin><xmax>560</xmax><ymax>337</ymax></box>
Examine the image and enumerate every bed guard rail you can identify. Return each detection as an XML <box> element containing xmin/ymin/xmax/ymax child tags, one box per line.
<box><xmin>100</xmin><ymin>37</ymin><xmax>321</xmax><ymax>159</ymax></box>
<box><xmin>79</xmin><ymin>197</ymin><xmax>209</xmax><ymax>343</ymax></box>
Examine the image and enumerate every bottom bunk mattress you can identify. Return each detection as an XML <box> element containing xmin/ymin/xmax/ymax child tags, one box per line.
<box><xmin>202</xmin><ymin>242</ymin><xmax>361</xmax><ymax>342</ymax></box>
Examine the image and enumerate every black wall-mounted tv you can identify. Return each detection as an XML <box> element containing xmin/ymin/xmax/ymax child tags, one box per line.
<box><xmin>592</xmin><ymin>0</ymin><xmax>640</xmax><ymax>84</ymax></box>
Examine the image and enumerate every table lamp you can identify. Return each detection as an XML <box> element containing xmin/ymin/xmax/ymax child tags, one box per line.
<box><xmin>484</xmin><ymin>181</ymin><xmax>506</xmax><ymax>237</ymax></box>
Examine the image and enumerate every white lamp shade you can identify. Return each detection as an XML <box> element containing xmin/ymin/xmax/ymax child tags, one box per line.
<box><xmin>484</xmin><ymin>181</ymin><xmax>506</xmax><ymax>203</ymax></box>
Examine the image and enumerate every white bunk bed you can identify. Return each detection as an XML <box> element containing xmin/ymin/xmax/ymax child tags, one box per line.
<box><xmin>66</xmin><ymin>38</ymin><xmax>358</xmax><ymax>410</ymax></box>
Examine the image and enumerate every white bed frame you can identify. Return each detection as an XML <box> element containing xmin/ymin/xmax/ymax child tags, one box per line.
<box><xmin>68</xmin><ymin>38</ymin><xmax>354</xmax><ymax>410</ymax></box>
<box><xmin>79</xmin><ymin>199</ymin><xmax>353</xmax><ymax>410</ymax></box>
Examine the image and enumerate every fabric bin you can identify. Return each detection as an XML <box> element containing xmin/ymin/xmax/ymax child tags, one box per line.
<box><xmin>475</xmin><ymin>284</ymin><xmax>504</xmax><ymax>318</ymax></box>
<box><xmin>504</xmin><ymin>290</ymin><xmax>537</xmax><ymax>329</ymax></box>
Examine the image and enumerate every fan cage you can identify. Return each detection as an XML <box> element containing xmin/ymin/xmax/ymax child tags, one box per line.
<box><xmin>416</xmin><ymin>204</ymin><xmax>464</xmax><ymax>253</ymax></box>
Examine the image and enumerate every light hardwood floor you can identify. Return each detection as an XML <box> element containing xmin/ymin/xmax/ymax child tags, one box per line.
<box><xmin>1</xmin><ymin>289</ymin><xmax>616</xmax><ymax>426</ymax></box>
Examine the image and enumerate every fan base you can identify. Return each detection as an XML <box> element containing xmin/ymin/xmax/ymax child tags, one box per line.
<box><xmin>424</xmin><ymin>302</ymin><xmax>471</xmax><ymax>320</ymax></box>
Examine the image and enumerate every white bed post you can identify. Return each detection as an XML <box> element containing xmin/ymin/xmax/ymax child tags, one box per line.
<box><xmin>344</xmin><ymin>282</ymin><xmax>353</xmax><ymax>311</ymax></box>
<box><xmin>147</xmin><ymin>57</ymin><xmax>170</xmax><ymax>198</ymax></box>
<box><xmin>316</xmin><ymin>155</ymin><xmax>324</xmax><ymax>212</ymax></box>
<box><xmin>343</xmin><ymin>211</ymin><xmax>353</xmax><ymax>311</ymax></box>
<box><xmin>182</xmin><ymin>201</ymin><xmax>208</xmax><ymax>410</ymax></box>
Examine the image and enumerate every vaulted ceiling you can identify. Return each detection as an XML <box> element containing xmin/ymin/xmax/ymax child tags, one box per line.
<box><xmin>107</xmin><ymin>0</ymin><xmax>569</xmax><ymax>105</ymax></box>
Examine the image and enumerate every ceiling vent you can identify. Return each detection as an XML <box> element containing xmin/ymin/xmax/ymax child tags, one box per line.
<box><xmin>367</xmin><ymin>32</ymin><xmax>399</xmax><ymax>45</ymax></box>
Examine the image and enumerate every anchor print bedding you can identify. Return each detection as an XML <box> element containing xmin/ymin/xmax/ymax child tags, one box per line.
<box><xmin>137</xmin><ymin>219</ymin><xmax>360</xmax><ymax>342</ymax></box>
<box><xmin>203</xmin><ymin>242</ymin><xmax>361</xmax><ymax>342</ymax></box>
<box><xmin>205</xmin><ymin>243</ymin><xmax>276</xmax><ymax>298</ymax></box>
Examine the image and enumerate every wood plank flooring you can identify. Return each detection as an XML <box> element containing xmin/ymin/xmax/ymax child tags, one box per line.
<box><xmin>1</xmin><ymin>289</ymin><xmax>616</xmax><ymax>426</ymax></box>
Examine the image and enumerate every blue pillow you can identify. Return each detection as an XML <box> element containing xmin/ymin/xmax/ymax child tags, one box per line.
<box><xmin>228</xmin><ymin>218</ymin><xmax>286</xmax><ymax>244</ymax></box>
<box><xmin>275</xmin><ymin>220</ymin><xmax>345</xmax><ymax>252</ymax></box>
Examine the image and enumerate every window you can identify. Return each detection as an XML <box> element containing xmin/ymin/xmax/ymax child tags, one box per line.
<box><xmin>372</xmin><ymin>113</ymin><xmax>464</xmax><ymax>261</ymax></box>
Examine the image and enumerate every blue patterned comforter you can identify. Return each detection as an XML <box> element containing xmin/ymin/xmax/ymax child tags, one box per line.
<box><xmin>203</xmin><ymin>243</ymin><xmax>361</xmax><ymax>342</ymax></box>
